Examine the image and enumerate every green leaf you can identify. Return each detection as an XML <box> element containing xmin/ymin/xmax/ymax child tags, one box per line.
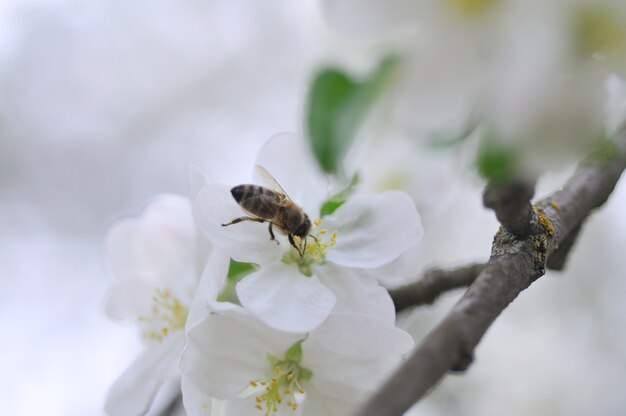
<box><xmin>306</xmin><ymin>57</ymin><xmax>398</xmax><ymax>174</ymax></box>
<box><xmin>227</xmin><ymin>259</ymin><xmax>257</xmax><ymax>281</ymax></box>
<box><xmin>217</xmin><ymin>259</ymin><xmax>258</xmax><ymax>303</ymax></box>
<box><xmin>318</xmin><ymin>171</ymin><xmax>360</xmax><ymax>217</ymax></box>
<box><xmin>476</xmin><ymin>135</ymin><xmax>517</xmax><ymax>182</ymax></box>
<box><xmin>320</xmin><ymin>198</ymin><xmax>345</xmax><ymax>217</ymax></box>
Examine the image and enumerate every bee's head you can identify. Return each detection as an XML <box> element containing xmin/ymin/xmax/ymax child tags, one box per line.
<box><xmin>294</xmin><ymin>215</ymin><xmax>311</xmax><ymax>238</ymax></box>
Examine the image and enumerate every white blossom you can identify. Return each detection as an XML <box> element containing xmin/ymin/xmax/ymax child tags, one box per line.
<box><xmin>179</xmin><ymin>307</ymin><xmax>414</xmax><ymax>416</ymax></box>
<box><xmin>194</xmin><ymin>133</ymin><xmax>423</xmax><ymax>332</ymax></box>
<box><xmin>103</xmin><ymin>190</ymin><xmax>220</xmax><ymax>416</ymax></box>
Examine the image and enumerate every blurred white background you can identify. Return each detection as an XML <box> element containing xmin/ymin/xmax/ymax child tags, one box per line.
<box><xmin>1</xmin><ymin>1</ymin><xmax>625</xmax><ymax>415</ymax></box>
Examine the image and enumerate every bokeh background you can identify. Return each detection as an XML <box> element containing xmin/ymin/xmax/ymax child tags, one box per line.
<box><xmin>1</xmin><ymin>1</ymin><xmax>625</xmax><ymax>415</ymax></box>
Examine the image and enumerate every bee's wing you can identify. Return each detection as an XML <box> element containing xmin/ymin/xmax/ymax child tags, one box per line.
<box><xmin>253</xmin><ymin>164</ymin><xmax>294</xmax><ymax>201</ymax></box>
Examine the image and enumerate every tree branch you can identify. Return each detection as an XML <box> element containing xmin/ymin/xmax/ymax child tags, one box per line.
<box><xmin>355</xmin><ymin>142</ymin><xmax>626</xmax><ymax>416</ymax></box>
<box><xmin>389</xmin><ymin>263</ymin><xmax>488</xmax><ymax>312</ymax></box>
<box><xmin>482</xmin><ymin>179</ymin><xmax>535</xmax><ymax>236</ymax></box>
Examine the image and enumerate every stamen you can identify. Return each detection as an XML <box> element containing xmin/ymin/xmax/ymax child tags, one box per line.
<box><xmin>246</xmin><ymin>342</ymin><xmax>312</xmax><ymax>415</ymax></box>
<box><xmin>139</xmin><ymin>288</ymin><xmax>188</xmax><ymax>341</ymax></box>
<box><xmin>281</xmin><ymin>218</ymin><xmax>339</xmax><ymax>276</ymax></box>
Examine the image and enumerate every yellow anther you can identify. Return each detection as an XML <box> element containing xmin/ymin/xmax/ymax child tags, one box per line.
<box><xmin>314</xmin><ymin>218</ymin><xmax>322</xmax><ymax>227</ymax></box>
<box><xmin>250</xmin><ymin>381</ymin><xmax>258</xmax><ymax>388</ymax></box>
<box><xmin>139</xmin><ymin>288</ymin><xmax>188</xmax><ymax>342</ymax></box>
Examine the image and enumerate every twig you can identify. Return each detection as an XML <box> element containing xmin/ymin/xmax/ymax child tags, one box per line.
<box><xmin>482</xmin><ymin>179</ymin><xmax>535</xmax><ymax>236</ymax></box>
<box><xmin>355</xmin><ymin>144</ymin><xmax>626</xmax><ymax>416</ymax></box>
<box><xmin>389</xmin><ymin>263</ymin><xmax>488</xmax><ymax>312</ymax></box>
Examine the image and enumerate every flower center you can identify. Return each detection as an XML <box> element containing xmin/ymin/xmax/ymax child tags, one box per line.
<box><xmin>575</xmin><ymin>6</ymin><xmax>626</xmax><ymax>61</ymax></box>
<box><xmin>447</xmin><ymin>0</ymin><xmax>498</xmax><ymax>18</ymax></box>
<box><xmin>248</xmin><ymin>341</ymin><xmax>312</xmax><ymax>415</ymax></box>
<box><xmin>139</xmin><ymin>288</ymin><xmax>188</xmax><ymax>341</ymax></box>
<box><xmin>282</xmin><ymin>218</ymin><xmax>337</xmax><ymax>276</ymax></box>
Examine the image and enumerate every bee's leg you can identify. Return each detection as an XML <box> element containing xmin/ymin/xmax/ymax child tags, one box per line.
<box><xmin>222</xmin><ymin>216</ymin><xmax>265</xmax><ymax>227</ymax></box>
<box><xmin>268</xmin><ymin>223</ymin><xmax>279</xmax><ymax>245</ymax></box>
<box><xmin>288</xmin><ymin>234</ymin><xmax>303</xmax><ymax>258</ymax></box>
<box><xmin>308</xmin><ymin>234</ymin><xmax>318</xmax><ymax>243</ymax></box>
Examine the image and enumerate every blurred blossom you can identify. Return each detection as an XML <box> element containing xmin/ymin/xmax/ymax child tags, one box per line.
<box><xmin>322</xmin><ymin>0</ymin><xmax>626</xmax><ymax>175</ymax></box>
<box><xmin>605</xmin><ymin>74</ymin><xmax>626</xmax><ymax>134</ymax></box>
<box><xmin>103</xmin><ymin>193</ymin><xmax>212</xmax><ymax>415</ymax></box>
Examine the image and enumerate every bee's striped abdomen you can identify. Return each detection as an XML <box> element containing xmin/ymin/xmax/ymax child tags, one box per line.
<box><xmin>230</xmin><ymin>185</ymin><xmax>280</xmax><ymax>220</ymax></box>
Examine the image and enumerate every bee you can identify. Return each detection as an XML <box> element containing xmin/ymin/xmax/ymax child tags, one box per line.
<box><xmin>222</xmin><ymin>165</ymin><xmax>312</xmax><ymax>257</ymax></box>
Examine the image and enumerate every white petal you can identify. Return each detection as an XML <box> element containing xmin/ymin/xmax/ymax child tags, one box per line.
<box><xmin>104</xmin><ymin>194</ymin><xmax>197</xmax><ymax>320</ymax></box>
<box><xmin>605</xmin><ymin>73</ymin><xmax>626</xmax><ymax>135</ymax></box>
<box><xmin>181</xmin><ymin>376</ymin><xmax>213</xmax><ymax>416</ymax></box>
<box><xmin>185</xmin><ymin>250</ymin><xmax>230</xmax><ymax>331</ymax></box>
<box><xmin>236</xmin><ymin>264</ymin><xmax>336</xmax><ymax>333</ymax></box>
<box><xmin>317</xmin><ymin>265</ymin><xmax>395</xmax><ymax>325</ymax></box>
<box><xmin>254</xmin><ymin>133</ymin><xmax>328</xmax><ymax>216</ymax></box>
<box><xmin>179</xmin><ymin>311</ymin><xmax>301</xmax><ymax>400</ymax></box>
<box><xmin>307</xmin><ymin>354</ymin><xmax>402</xmax><ymax>400</ymax></box>
<box><xmin>194</xmin><ymin>183</ymin><xmax>283</xmax><ymax>265</ymax></box>
<box><xmin>105</xmin><ymin>334</ymin><xmax>184</xmax><ymax>416</ymax></box>
<box><xmin>324</xmin><ymin>191</ymin><xmax>423</xmax><ymax>269</ymax></box>
<box><xmin>188</xmin><ymin>165</ymin><xmax>210</xmax><ymax>201</ymax></box>
<box><xmin>300</xmin><ymin>383</ymin><xmax>359</xmax><ymax>416</ymax></box>
<box><xmin>308</xmin><ymin>312</ymin><xmax>414</xmax><ymax>358</ymax></box>
<box><xmin>321</xmin><ymin>0</ymin><xmax>417</xmax><ymax>38</ymax></box>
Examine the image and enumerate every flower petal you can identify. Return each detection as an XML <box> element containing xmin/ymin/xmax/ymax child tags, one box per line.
<box><xmin>307</xmin><ymin>312</ymin><xmax>414</xmax><ymax>358</ymax></box>
<box><xmin>300</xmin><ymin>381</ymin><xmax>361</xmax><ymax>416</ymax></box>
<box><xmin>324</xmin><ymin>190</ymin><xmax>423</xmax><ymax>269</ymax></box>
<box><xmin>104</xmin><ymin>194</ymin><xmax>197</xmax><ymax>320</ymax></box>
<box><xmin>179</xmin><ymin>310</ymin><xmax>302</xmax><ymax>400</ymax></box>
<box><xmin>254</xmin><ymin>133</ymin><xmax>328</xmax><ymax>216</ymax></box>
<box><xmin>307</xmin><ymin>354</ymin><xmax>402</xmax><ymax>401</ymax></box>
<box><xmin>181</xmin><ymin>376</ymin><xmax>213</xmax><ymax>416</ymax></box>
<box><xmin>185</xmin><ymin>250</ymin><xmax>230</xmax><ymax>331</ymax></box>
<box><xmin>105</xmin><ymin>333</ymin><xmax>184</xmax><ymax>416</ymax></box>
<box><xmin>316</xmin><ymin>265</ymin><xmax>395</xmax><ymax>325</ymax></box>
<box><xmin>194</xmin><ymin>183</ymin><xmax>283</xmax><ymax>265</ymax></box>
<box><xmin>236</xmin><ymin>264</ymin><xmax>337</xmax><ymax>333</ymax></box>
<box><xmin>321</xmin><ymin>0</ymin><xmax>417</xmax><ymax>38</ymax></box>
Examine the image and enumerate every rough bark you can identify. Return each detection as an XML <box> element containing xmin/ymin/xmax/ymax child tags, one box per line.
<box><xmin>355</xmin><ymin>142</ymin><xmax>626</xmax><ymax>416</ymax></box>
<box><xmin>389</xmin><ymin>263</ymin><xmax>488</xmax><ymax>312</ymax></box>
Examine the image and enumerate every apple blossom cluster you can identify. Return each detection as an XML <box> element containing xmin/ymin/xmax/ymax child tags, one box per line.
<box><xmin>103</xmin><ymin>134</ymin><xmax>423</xmax><ymax>415</ymax></box>
<box><xmin>323</xmin><ymin>0</ymin><xmax>626</xmax><ymax>175</ymax></box>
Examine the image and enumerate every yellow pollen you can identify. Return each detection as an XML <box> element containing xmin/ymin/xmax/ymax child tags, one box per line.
<box><xmin>550</xmin><ymin>201</ymin><xmax>560</xmax><ymax>211</ymax></box>
<box><xmin>314</xmin><ymin>218</ymin><xmax>322</xmax><ymax>227</ymax></box>
<box><xmin>139</xmin><ymin>288</ymin><xmax>188</xmax><ymax>341</ymax></box>
<box><xmin>247</xmin><ymin>356</ymin><xmax>311</xmax><ymax>416</ymax></box>
<box><xmin>282</xmin><ymin>219</ymin><xmax>339</xmax><ymax>276</ymax></box>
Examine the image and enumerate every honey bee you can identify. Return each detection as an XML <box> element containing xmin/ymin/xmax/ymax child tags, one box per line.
<box><xmin>222</xmin><ymin>165</ymin><xmax>312</xmax><ymax>256</ymax></box>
